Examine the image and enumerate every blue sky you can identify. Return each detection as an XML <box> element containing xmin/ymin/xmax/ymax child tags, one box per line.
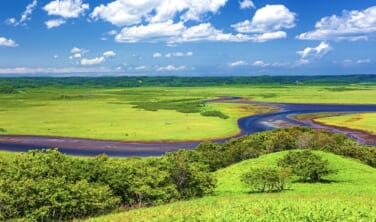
<box><xmin>0</xmin><ymin>0</ymin><xmax>375</xmax><ymax>76</ymax></box>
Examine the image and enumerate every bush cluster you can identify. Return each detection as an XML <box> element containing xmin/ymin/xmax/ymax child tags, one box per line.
<box><xmin>195</xmin><ymin>127</ymin><xmax>376</xmax><ymax>171</ymax></box>
<box><xmin>200</xmin><ymin>110</ymin><xmax>229</xmax><ymax>119</ymax></box>
<box><xmin>0</xmin><ymin>149</ymin><xmax>215</xmax><ymax>221</ymax></box>
<box><xmin>241</xmin><ymin>166</ymin><xmax>291</xmax><ymax>193</ymax></box>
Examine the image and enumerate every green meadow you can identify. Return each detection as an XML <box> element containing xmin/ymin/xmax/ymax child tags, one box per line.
<box><xmin>83</xmin><ymin>151</ymin><xmax>376</xmax><ymax>222</ymax></box>
<box><xmin>315</xmin><ymin>112</ymin><xmax>376</xmax><ymax>135</ymax></box>
<box><xmin>1</xmin><ymin>81</ymin><xmax>376</xmax><ymax>141</ymax></box>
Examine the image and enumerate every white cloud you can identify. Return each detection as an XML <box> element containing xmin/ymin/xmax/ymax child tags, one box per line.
<box><xmin>229</xmin><ymin>60</ymin><xmax>248</xmax><ymax>67</ymax></box>
<box><xmin>107</xmin><ymin>30</ymin><xmax>117</xmax><ymax>35</ymax></box>
<box><xmin>91</xmin><ymin>0</ymin><xmax>227</xmax><ymax>26</ymax></box>
<box><xmin>115</xmin><ymin>21</ymin><xmax>254</xmax><ymax>43</ymax></box>
<box><xmin>80</xmin><ymin>57</ymin><xmax>105</xmax><ymax>65</ymax></box>
<box><xmin>73</xmin><ymin>53</ymin><xmax>82</xmax><ymax>58</ymax></box>
<box><xmin>340</xmin><ymin>59</ymin><xmax>371</xmax><ymax>65</ymax></box>
<box><xmin>70</xmin><ymin>47</ymin><xmax>82</xmax><ymax>53</ymax></box>
<box><xmin>297</xmin><ymin>42</ymin><xmax>333</xmax><ymax>60</ymax></box>
<box><xmin>232</xmin><ymin>4</ymin><xmax>296</xmax><ymax>33</ymax></box>
<box><xmin>44</xmin><ymin>0</ymin><xmax>89</xmax><ymax>18</ymax></box>
<box><xmin>252</xmin><ymin>60</ymin><xmax>269</xmax><ymax>67</ymax></box>
<box><xmin>297</xmin><ymin>6</ymin><xmax>376</xmax><ymax>41</ymax></box>
<box><xmin>157</xmin><ymin>65</ymin><xmax>186</xmax><ymax>71</ymax></box>
<box><xmin>0</xmin><ymin>37</ymin><xmax>18</xmax><ymax>47</ymax></box>
<box><xmin>153</xmin><ymin>52</ymin><xmax>163</xmax><ymax>58</ymax></box>
<box><xmin>164</xmin><ymin>52</ymin><xmax>193</xmax><ymax>58</ymax></box>
<box><xmin>240</xmin><ymin>0</ymin><xmax>255</xmax><ymax>9</ymax></box>
<box><xmin>357</xmin><ymin>59</ymin><xmax>371</xmax><ymax>64</ymax></box>
<box><xmin>0</xmin><ymin>67</ymin><xmax>116</xmax><ymax>75</ymax></box>
<box><xmin>252</xmin><ymin>31</ymin><xmax>287</xmax><ymax>42</ymax></box>
<box><xmin>20</xmin><ymin>0</ymin><xmax>38</xmax><ymax>24</ymax></box>
<box><xmin>5</xmin><ymin>18</ymin><xmax>17</xmax><ymax>25</ymax></box>
<box><xmin>103</xmin><ymin>50</ymin><xmax>116</xmax><ymax>57</ymax></box>
<box><xmin>115</xmin><ymin>20</ymin><xmax>185</xmax><ymax>43</ymax></box>
<box><xmin>91</xmin><ymin>1</ymin><xmax>161</xmax><ymax>26</ymax></box>
<box><xmin>135</xmin><ymin>66</ymin><xmax>147</xmax><ymax>71</ymax></box>
<box><xmin>6</xmin><ymin>0</ymin><xmax>37</xmax><ymax>26</ymax></box>
<box><xmin>174</xmin><ymin>23</ymin><xmax>252</xmax><ymax>43</ymax></box>
<box><xmin>45</xmin><ymin>19</ymin><xmax>66</xmax><ymax>29</ymax></box>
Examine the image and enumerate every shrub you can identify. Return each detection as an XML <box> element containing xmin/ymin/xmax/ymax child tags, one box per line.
<box><xmin>278</xmin><ymin>150</ymin><xmax>337</xmax><ymax>182</ymax></box>
<box><xmin>165</xmin><ymin>150</ymin><xmax>217</xmax><ymax>199</ymax></box>
<box><xmin>241</xmin><ymin>166</ymin><xmax>291</xmax><ymax>193</ymax></box>
<box><xmin>0</xmin><ymin>149</ymin><xmax>119</xmax><ymax>221</ymax></box>
<box><xmin>200</xmin><ymin>110</ymin><xmax>229</xmax><ymax>119</ymax></box>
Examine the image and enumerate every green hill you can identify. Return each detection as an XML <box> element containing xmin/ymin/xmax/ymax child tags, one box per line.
<box><xmin>82</xmin><ymin>151</ymin><xmax>376</xmax><ymax>221</ymax></box>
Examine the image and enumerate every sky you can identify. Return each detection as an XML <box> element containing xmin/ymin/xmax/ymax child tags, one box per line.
<box><xmin>0</xmin><ymin>0</ymin><xmax>375</xmax><ymax>76</ymax></box>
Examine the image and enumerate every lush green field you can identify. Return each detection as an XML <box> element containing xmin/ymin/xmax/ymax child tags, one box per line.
<box><xmin>315</xmin><ymin>112</ymin><xmax>376</xmax><ymax>135</ymax></box>
<box><xmin>1</xmin><ymin>84</ymin><xmax>376</xmax><ymax>141</ymax></box>
<box><xmin>83</xmin><ymin>151</ymin><xmax>376</xmax><ymax>221</ymax></box>
<box><xmin>0</xmin><ymin>87</ymin><xmax>271</xmax><ymax>141</ymax></box>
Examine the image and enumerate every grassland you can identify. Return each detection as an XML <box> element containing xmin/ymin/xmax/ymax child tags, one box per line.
<box><xmin>1</xmin><ymin>84</ymin><xmax>376</xmax><ymax>141</ymax></box>
<box><xmin>315</xmin><ymin>112</ymin><xmax>376</xmax><ymax>135</ymax></box>
<box><xmin>82</xmin><ymin>151</ymin><xmax>376</xmax><ymax>221</ymax></box>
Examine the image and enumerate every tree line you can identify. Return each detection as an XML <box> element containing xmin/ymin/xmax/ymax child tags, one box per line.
<box><xmin>1</xmin><ymin>75</ymin><xmax>376</xmax><ymax>91</ymax></box>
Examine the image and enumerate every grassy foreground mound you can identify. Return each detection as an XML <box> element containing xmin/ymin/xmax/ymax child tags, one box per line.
<box><xmin>83</xmin><ymin>151</ymin><xmax>376</xmax><ymax>222</ymax></box>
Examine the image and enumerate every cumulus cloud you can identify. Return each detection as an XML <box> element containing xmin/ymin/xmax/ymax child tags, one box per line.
<box><xmin>252</xmin><ymin>31</ymin><xmax>287</xmax><ymax>42</ymax></box>
<box><xmin>115</xmin><ymin>21</ymin><xmax>251</xmax><ymax>43</ymax></box>
<box><xmin>297</xmin><ymin>42</ymin><xmax>333</xmax><ymax>60</ymax></box>
<box><xmin>240</xmin><ymin>0</ymin><xmax>255</xmax><ymax>9</ymax></box>
<box><xmin>103</xmin><ymin>50</ymin><xmax>116</xmax><ymax>57</ymax></box>
<box><xmin>115</xmin><ymin>20</ymin><xmax>185</xmax><ymax>43</ymax></box>
<box><xmin>176</xmin><ymin>23</ymin><xmax>249</xmax><ymax>42</ymax></box>
<box><xmin>80</xmin><ymin>57</ymin><xmax>105</xmax><ymax>65</ymax></box>
<box><xmin>91</xmin><ymin>0</ymin><xmax>289</xmax><ymax>43</ymax></box>
<box><xmin>229</xmin><ymin>60</ymin><xmax>248</xmax><ymax>67</ymax></box>
<box><xmin>44</xmin><ymin>0</ymin><xmax>89</xmax><ymax>18</ymax></box>
<box><xmin>0</xmin><ymin>37</ymin><xmax>18</xmax><ymax>47</ymax></box>
<box><xmin>157</xmin><ymin>65</ymin><xmax>186</xmax><ymax>71</ymax></box>
<box><xmin>232</xmin><ymin>5</ymin><xmax>296</xmax><ymax>33</ymax></box>
<box><xmin>45</xmin><ymin>19</ymin><xmax>66</xmax><ymax>29</ymax></box>
<box><xmin>297</xmin><ymin>6</ymin><xmax>376</xmax><ymax>41</ymax></box>
<box><xmin>91</xmin><ymin>0</ymin><xmax>227</xmax><ymax>26</ymax></box>
<box><xmin>6</xmin><ymin>0</ymin><xmax>37</xmax><ymax>26</ymax></box>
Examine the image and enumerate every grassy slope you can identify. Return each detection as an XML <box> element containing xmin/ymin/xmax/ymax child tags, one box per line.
<box><xmin>1</xmin><ymin>85</ymin><xmax>376</xmax><ymax>141</ymax></box>
<box><xmin>315</xmin><ymin>112</ymin><xmax>376</xmax><ymax>135</ymax></box>
<box><xmin>83</xmin><ymin>151</ymin><xmax>376</xmax><ymax>222</ymax></box>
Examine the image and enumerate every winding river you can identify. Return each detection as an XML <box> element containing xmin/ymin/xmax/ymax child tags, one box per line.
<box><xmin>1</xmin><ymin>99</ymin><xmax>376</xmax><ymax>156</ymax></box>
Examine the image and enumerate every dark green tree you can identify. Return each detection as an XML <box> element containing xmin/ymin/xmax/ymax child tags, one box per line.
<box><xmin>278</xmin><ymin>150</ymin><xmax>337</xmax><ymax>182</ymax></box>
<box><xmin>165</xmin><ymin>149</ymin><xmax>216</xmax><ymax>199</ymax></box>
<box><xmin>241</xmin><ymin>166</ymin><xmax>291</xmax><ymax>193</ymax></box>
